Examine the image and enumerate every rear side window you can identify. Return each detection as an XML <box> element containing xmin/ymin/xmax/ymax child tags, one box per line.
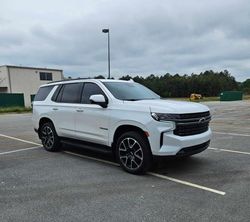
<box><xmin>34</xmin><ymin>86</ymin><xmax>54</xmax><ymax>101</ymax></box>
<box><xmin>81</xmin><ymin>83</ymin><xmax>106</xmax><ymax>104</ymax></box>
<box><xmin>58</xmin><ymin>83</ymin><xmax>82</xmax><ymax>103</ymax></box>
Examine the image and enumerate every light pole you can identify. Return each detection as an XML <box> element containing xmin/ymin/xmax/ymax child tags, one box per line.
<box><xmin>102</xmin><ymin>28</ymin><xmax>110</xmax><ymax>79</ymax></box>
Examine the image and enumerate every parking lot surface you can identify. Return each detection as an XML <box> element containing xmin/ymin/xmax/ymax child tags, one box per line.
<box><xmin>0</xmin><ymin>101</ymin><xmax>249</xmax><ymax>222</ymax></box>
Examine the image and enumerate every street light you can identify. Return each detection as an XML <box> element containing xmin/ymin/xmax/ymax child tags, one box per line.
<box><xmin>102</xmin><ymin>28</ymin><xmax>111</xmax><ymax>79</ymax></box>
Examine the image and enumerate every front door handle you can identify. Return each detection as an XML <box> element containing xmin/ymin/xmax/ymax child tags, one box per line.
<box><xmin>52</xmin><ymin>108</ymin><xmax>58</xmax><ymax>111</ymax></box>
<box><xmin>76</xmin><ymin>109</ymin><xmax>84</xmax><ymax>112</ymax></box>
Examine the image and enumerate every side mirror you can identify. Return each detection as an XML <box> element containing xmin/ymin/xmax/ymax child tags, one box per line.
<box><xmin>89</xmin><ymin>94</ymin><xmax>108</xmax><ymax>108</ymax></box>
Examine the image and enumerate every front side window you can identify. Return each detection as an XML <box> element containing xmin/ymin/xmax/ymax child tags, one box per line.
<box><xmin>81</xmin><ymin>83</ymin><xmax>106</xmax><ymax>104</ymax></box>
<box><xmin>59</xmin><ymin>83</ymin><xmax>82</xmax><ymax>103</ymax></box>
<box><xmin>40</xmin><ymin>72</ymin><xmax>53</xmax><ymax>81</ymax></box>
<box><xmin>34</xmin><ymin>85</ymin><xmax>54</xmax><ymax>101</ymax></box>
<box><xmin>103</xmin><ymin>82</ymin><xmax>160</xmax><ymax>101</ymax></box>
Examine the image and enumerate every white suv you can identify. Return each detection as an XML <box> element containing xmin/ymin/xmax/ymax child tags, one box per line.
<box><xmin>32</xmin><ymin>79</ymin><xmax>211</xmax><ymax>174</ymax></box>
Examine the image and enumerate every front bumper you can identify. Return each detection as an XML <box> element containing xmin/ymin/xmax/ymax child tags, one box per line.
<box><xmin>176</xmin><ymin>140</ymin><xmax>210</xmax><ymax>156</ymax></box>
<box><xmin>152</xmin><ymin>128</ymin><xmax>212</xmax><ymax>156</ymax></box>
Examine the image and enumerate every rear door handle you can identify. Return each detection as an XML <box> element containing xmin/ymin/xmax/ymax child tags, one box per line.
<box><xmin>52</xmin><ymin>108</ymin><xmax>58</xmax><ymax>111</ymax></box>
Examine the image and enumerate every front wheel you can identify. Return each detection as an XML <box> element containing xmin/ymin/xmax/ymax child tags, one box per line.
<box><xmin>116</xmin><ymin>131</ymin><xmax>152</xmax><ymax>174</ymax></box>
<box><xmin>40</xmin><ymin>122</ymin><xmax>61</xmax><ymax>152</ymax></box>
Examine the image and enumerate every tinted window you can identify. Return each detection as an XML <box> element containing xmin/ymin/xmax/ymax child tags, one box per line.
<box><xmin>103</xmin><ymin>82</ymin><xmax>160</xmax><ymax>101</ymax></box>
<box><xmin>60</xmin><ymin>83</ymin><xmax>82</xmax><ymax>103</ymax></box>
<box><xmin>40</xmin><ymin>72</ymin><xmax>53</xmax><ymax>81</ymax></box>
<box><xmin>34</xmin><ymin>86</ymin><xmax>54</xmax><ymax>101</ymax></box>
<box><xmin>81</xmin><ymin>83</ymin><xmax>106</xmax><ymax>104</ymax></box>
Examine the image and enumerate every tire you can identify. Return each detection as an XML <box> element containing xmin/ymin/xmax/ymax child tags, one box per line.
<box><xmin>39</xmin><ymin>122</ymin><xmax>61</xmax><ymax>152</ymax></box>
<box><xmin>116</xmin><ymin>131</ymin><xmax>152</xmax><ymax>174</ymax></box>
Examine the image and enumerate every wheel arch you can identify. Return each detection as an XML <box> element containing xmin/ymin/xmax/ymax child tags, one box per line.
<box><xmin>39</xmin><ymin>117</ymin><xmax>54</xmax><ymax>128</ymax></box>
<box><xmin>111</xmin><ymin>124</ymin><xmax>151</xmax><ymax>153</ymax></box>
<box><xmin>38</xmin><ymin>117</ymin><xmax>55</xmax><ymax>137</ymax></box>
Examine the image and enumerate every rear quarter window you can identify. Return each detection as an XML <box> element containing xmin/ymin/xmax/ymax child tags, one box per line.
<box><xmin>34</xmin><ymin>85</ymin><xmax>54</xmax><ymax>101</ymax></box>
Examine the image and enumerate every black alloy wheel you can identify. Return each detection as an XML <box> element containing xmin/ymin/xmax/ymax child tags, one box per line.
<box><xmin>116</xmin><ymin>131</ymin><xmax>152</xmax><ymax>174</ymax></box>
<box><xmin>40</xmin><ymin>122</ymin><xmax>61</xmax><ymax>151</ymax></box>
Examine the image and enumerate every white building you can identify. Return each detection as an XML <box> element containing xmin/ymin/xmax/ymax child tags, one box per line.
<box><xmin>0</xmin><ymin>65</ymin><xmax>63</xmax><ymax>107</ymax></box>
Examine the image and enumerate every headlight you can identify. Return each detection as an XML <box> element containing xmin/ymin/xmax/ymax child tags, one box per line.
<box><xmin>151</xmin><ymin>112</ymin><xmax>160</xmax><ymax>121</ymax></box>
<box><xmin>151</xmin><ymin>112</ymin><xmax>176</xmax><ymax>130</ymax></box>
<box><xmin>151</xmin><ymin>112</ymin><xmax>179</xmax><ymax>122</ymax></box>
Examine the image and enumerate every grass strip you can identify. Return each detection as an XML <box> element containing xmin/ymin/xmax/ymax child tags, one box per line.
<box><xmin>0</xmin><ymin>106</ymin><xmax>32</xmax><ymax>114</ymax></box>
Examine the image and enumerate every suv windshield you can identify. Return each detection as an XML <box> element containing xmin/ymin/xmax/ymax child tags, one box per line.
<box><xmin>103</xmin><ymin>82</ymin><xmax>160</xmax><ymax>101</ymax></box>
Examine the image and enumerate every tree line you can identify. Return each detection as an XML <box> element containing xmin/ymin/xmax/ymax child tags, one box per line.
<box><xmin>95</xmin><ymin>70</ymin><xmax>249</xmax><ymax>97</ymax></box>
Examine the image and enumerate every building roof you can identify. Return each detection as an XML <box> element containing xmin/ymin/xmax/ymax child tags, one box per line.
<box><xmin>0</xmin><ymin>65</ymin><xmax>63</xmax><ymax>72</ymax></box>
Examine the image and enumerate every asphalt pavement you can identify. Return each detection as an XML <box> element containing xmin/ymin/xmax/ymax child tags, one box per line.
<box><xmin>0</xmin><ymin>101</ymin><xmax>249</xmax><ymax>222</ymax></box>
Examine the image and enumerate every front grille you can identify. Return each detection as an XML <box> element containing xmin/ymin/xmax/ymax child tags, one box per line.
<box><xmin>174</xmin><ymin>111</ymin><xmax>211</xmax><ymax>136</ymax></box>
<box><xmin>178</xmin><ymin>111</ymin><xmax>210</xmax><ymax>119</ymax></box>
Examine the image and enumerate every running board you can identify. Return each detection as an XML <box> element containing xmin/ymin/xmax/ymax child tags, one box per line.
<box><xmin>61</xmin><ymin>138</ymin><xmax>112</xmax><ymax>154</ymax></box>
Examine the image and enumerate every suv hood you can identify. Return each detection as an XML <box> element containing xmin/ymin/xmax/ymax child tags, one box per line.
<box><xmin>125</xmin><ymin>99</ymin><xmax>209</xmax><ymax>114</ymax></box>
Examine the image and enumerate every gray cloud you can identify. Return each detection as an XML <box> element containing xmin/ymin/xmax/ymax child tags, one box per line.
<box><xmin>0</xmin><ymin>0</ymin><xmax>249</xmax><ymax>81</ymax></box>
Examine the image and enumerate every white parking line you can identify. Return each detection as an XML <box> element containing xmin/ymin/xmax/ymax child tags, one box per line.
<box><xmin>65</xmin><ymin>151</ymin><xmax>226</xmax><ymax>196</ymax></box>
<box><xmin>0</xmin><ymin>146</ymin><xmax>42</xmax><ymax>155</ymax></box>
<box><xmin>213</xmin><ymin>131</ymin><xmax>250</xmax><ymax>137</ymax></box>
<box><xmin>209</xmin><ymin>147</ymin><xmax>250</xmax><ymax>155</ymax></box>
<box><xmin>0</xmin><ymin>133</ymin><xmax>41</xmax><ymax>146</ymax></box>
<box><xmin>148</xmin><ymin>172</ymin><xmax>226</xmax><ymax>196</ymax></box>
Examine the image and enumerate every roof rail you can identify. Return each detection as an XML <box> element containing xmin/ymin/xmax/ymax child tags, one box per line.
<box><xmin>47</xmin><ymin>77</ymin><xmax>91</xmax><ymax>84</ymax></box>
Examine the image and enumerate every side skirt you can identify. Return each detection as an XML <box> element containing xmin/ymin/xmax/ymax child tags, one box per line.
<box><xmin>60</xmin><ymin>137</ymin><xmax>113</xmax><ymax>154</ymax></box>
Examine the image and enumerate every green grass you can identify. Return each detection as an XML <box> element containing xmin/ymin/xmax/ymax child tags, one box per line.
<box><xmin>0</xmin><ymin>106</ymin><xmax>32</xmax><ymax>114</ymax></box>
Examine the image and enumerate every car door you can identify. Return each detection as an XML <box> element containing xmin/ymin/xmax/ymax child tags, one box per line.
<box><xmin>74</xmin><ymin>82</ymin><xmax>110</xmax><ymax>146</ymax></box>
<box><xmin>50</xmin><ymin>82</ymin><xmax>82</xmax><ymax>138</ymax></box>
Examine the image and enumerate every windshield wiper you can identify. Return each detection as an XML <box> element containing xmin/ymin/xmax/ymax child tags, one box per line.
<box><xmin>124</xmin><ymin>99</ymin><xmax>141</xmax><ymax>101</ymax></box>
<box><xmin>124</xmin><ymin>98</ymin><xmax>159</xmax><ymax>101</ymax></box>
<box><xmin>142</xmin><ymin>98</ymin><xmax>159</xmax><ymax>100</ymax></box>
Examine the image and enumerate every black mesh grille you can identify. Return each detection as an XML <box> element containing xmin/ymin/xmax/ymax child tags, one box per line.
<box><xmin>174</xmin><ymin>111</ymin><xmax>211</xmax><ymax>136</ymax></box>
<box><xmin>176</xmin><ymin>140</ymin><xmax>210</xmax><ymax>156</ymax></box>
<box><xmin>178</xmin><ymin>111</ymin><xmax>210</xmax><ymax>119</ymax></box>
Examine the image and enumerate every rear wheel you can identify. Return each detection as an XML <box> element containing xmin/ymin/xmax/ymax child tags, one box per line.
<box><xmin>116</xmin><ymin>131</ymin><xmax>152</xmax><ymax>174</ymax></box>
<box><xmin>40</xmin><ymin>122</ymin><xmax>61</xmax><ymax>152</ymax></box>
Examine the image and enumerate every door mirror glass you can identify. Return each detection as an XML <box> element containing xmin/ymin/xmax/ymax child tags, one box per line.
<box><xmin>89</xmin><ymin>94</ymin><xmax>107</xmax><ymax>108</ymax></box>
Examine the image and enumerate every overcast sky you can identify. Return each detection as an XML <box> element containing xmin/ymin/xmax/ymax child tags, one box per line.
<box><xmin>0</xmin><ymin>0</ymin><xmax>249</xmax><ymax>81</ymax></box>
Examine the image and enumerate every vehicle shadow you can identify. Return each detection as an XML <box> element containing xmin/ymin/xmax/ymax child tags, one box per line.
<box><xmin>62</xmin><ymin>144</ymin><xmax>207</xmax><ymax>176</ymax></box>
<box><xmin>151</xmin><ymin>155</ymin><xmax>208</xmax><ymax>175</ymax></box>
